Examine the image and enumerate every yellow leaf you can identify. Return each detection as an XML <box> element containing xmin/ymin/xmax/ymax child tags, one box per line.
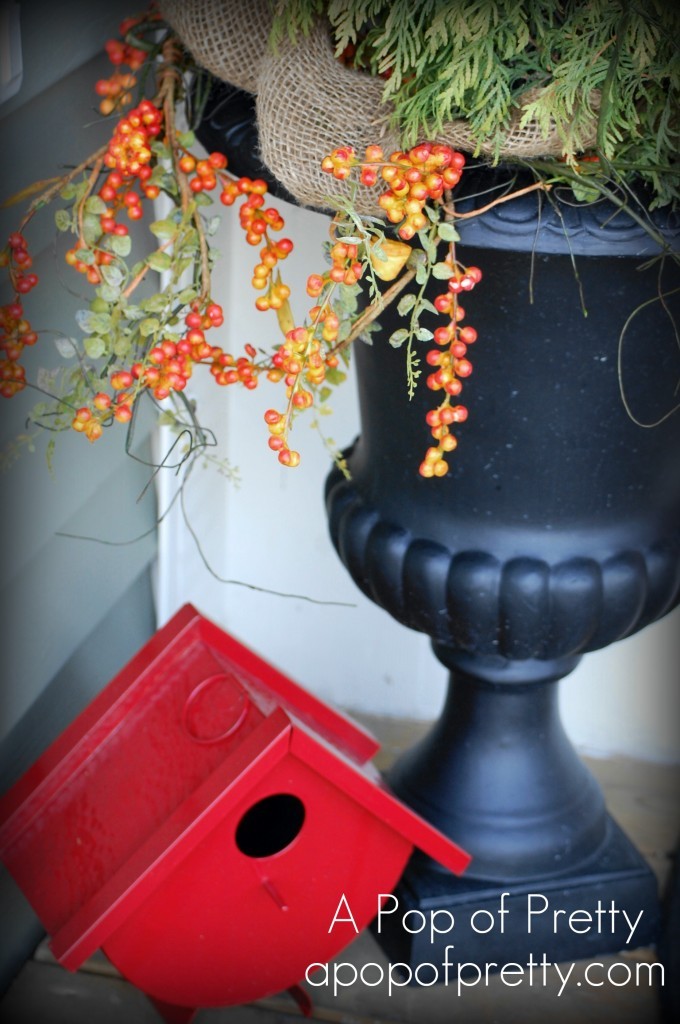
<box><xmin>276</xmin><ymin>297</ymin><xmax>296</xmax><ymax>336</ymax></box>
<box><xmin>1</xmin><ymin>177</ymin><xmax>62</xmax><ymax>209</ymax></box>
<box><xmin>370</xmin><ymin>238</ymin><xmax>413</xmax><ymax>281</ymax></box>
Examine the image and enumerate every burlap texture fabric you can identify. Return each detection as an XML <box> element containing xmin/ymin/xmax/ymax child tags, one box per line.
<box><xmin>161</xmin><ymin>4</ymin><xmax>599</xmax><ymax>212</ymax></box>
<box><xmin>257</xmin><ymin>21</ymin><xmax>401</xmax><ymax>214</ymax></box>
<box><xmin>159</xmin><ymin>0</ymin><xmax>272</xmax><ymax>95</ymax></box>
<box><xmin>256</xmin><ymin>23</ymin><xmax>599</xmax><ymax>211</ymax></box>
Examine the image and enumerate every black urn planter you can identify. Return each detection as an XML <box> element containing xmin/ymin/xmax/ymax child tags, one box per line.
<box><xmin>324</xmin><ymin>184</ymin><xmax>680</xmax><ymax>969</ymax></box>
<box><xmin>196</xmin><ymin>87</ymin><xmax>680</xmax><ymax>971</ymax></box>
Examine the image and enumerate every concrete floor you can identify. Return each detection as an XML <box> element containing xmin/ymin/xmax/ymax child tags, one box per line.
<box><xmin>1</xmin><ymin>714</ymin><xmax>678</xmax><ymax>1024</ymax></box>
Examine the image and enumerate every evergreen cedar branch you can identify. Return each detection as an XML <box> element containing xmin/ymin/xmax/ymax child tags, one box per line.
<box><xmin>270</xmin><ymin>0</ymin><xmax>679</xmax><ymax>208</ymax></box>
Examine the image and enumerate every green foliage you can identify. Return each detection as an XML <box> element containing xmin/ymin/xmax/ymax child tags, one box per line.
<box><xmin>270</xmin><ymin>0</ymin><xmax>680</xmax><ymax>206</ymax></box>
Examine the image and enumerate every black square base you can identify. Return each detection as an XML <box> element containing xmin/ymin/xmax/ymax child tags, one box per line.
<box><xmin>372</xmin><ymin>816</ymin><xmax>660</xmax><ymax>977</ymax></box>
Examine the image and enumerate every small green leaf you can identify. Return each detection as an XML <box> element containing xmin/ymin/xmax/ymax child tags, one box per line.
<box><xmin>99</xmin><ymin>263</ymin><xmax>124</xmax><ymax>287</ymax></box>
<box><xmin>371</xmin><ymin>241</ymin><xmax>387</xmax><ymax>261</ymax></box>
<box><xmin>60</xmin><ymin>183</ymin><xmax>78</xmax><ymax>201</ymax></box>
<box><xmin>82</xmin><ymin>213</ymin><xmax>101</xmax><ymax>246</ymax></box>
<box><xmin>110</xmin><ymin>233</ymin><xmax>132</xmax><ymax>257</ymax></box>
<box><xmin>416</xmin><ymin>327</ymin><xmax>434</xmax><ymax>341</ymax></box>
<box><xmin>437</xmin><ymin>221</ymin><xmax>459</xmax><ymax>242</ymax></box>
<box><xmin>74</xmin><ymin>248</ymin><xmax>95</xmax><ymax>265</ymax></box>
<box><xmin>74</xmin><ymin>308</ymin><xmax>111</xmax><ymax>335</ymax></box>
<box><xmin>176</xmin><ymin>287</ymin><xmax>198</xmax><ymax>304</ymax></box>
<box><xmin>84</xmin><ymin>335</ymin><xmax>106</xmax><ymax>359</ymax></box>
<box><xmin>149</xmin><ymin>164</ymin><xmax>168</xmax><ymax>186</ymax></box>
<box><xmin>139</xmin><ymin>317</ymin><xmax>160</xmax><ymax>337</ymax></box>
<box><xmin>54</xmin><ymin>336</ymin><xmax>77</xmax><ymax>358</ymax></box>
<box><xmin>418</xmin><ymin>231</ymin><xmax>437</xmax><ymax>262</ymax></box>
<box><xmin>97</xmin><ymin>284</ymin><xmax>120</xmax><ymax>302</ymax></box>
<box><xmin>319</xmin><ymin>386</ymin><xmax>333</xmax><ymax>403</ymax></box>
<box><xmin>112</xmin><ymin>334</ymin><xmax>132</xmax><ymax>357</ymax></box>
<box><xmin>415</xmin><ymin>262</ymin><xmax>428</xmax><ymax>285</ymax></box>
<box><xmin>140</xmin><ymin>293</ymin><xmax>169</xmax><ymax>313</ymax></box>
<box><xmin>85</xmin><ymin>195</ymin><xmax>108</xmax><ymax>215</ymax></box>
<box><xmin>54</xmin><ymin>209</ymin><xmax>71</xmax><ymax>232</ymax></box>
<box><xmin>175</xmin><ymin>256</ymin><xmax>193</xmax><ymax>275</ymax></box>
<box><xmin>149</xmin><ymin>218</ymin><xmax>177</xmax><ymax>239</ymax></box>
<box><xmin>397</xmin><ymin>293</ymin><xmax>417</xmax><ymax>316</ymax></box>
<box><xmin>325</xmin><ymin>368</ymin><xmax>347</xmax><ymax>386</ymax></box>
<box><xmin>432</xmin><ymin>261</ymin><xmax>453</xmax><ymax>279</ymax></box>
<box><xmin>177</xmin><ymin>130</ymin><xmax>196</xmax><ymax>148</ymax></box>
<box><xmin>75</xmin><ymin>309</ymin><xmax>96</xmax><ymax>333</ymax></box>
<box><xmin>46</xmin><ymin>438</ymin><xmax>56</xmax><ymax>473</ymax></box>
<box><xmin>148</xmin><ymin>251</ymin><xmax>172</xmax><ymax>272</ymax></box>
<box><xmin>193</xmin><ymin>191</ymin><xmax>213</xmax><ymax>207</ymax></box>
<box><xmin>389</xmin><ymin>328</ymin><xmax>409</xmax><ymax>348</ymax></box>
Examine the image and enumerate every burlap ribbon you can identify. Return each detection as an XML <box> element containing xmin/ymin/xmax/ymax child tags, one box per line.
<box><xmin>160</xmin><ymin>0</ymin><xmax>599</xmax><ymax>212</ymax></box>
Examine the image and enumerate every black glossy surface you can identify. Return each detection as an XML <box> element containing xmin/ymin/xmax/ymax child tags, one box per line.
<box><xmin>326</xmin><ymin>242</ymin><xmax>680</xmax><ymax>661</ymax></box>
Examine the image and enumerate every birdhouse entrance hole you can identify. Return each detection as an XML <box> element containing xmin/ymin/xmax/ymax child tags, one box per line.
<box><xmin>235</xmin><ymin>793</ymin><xmax>305</xmax><ymax>858</ymax></box>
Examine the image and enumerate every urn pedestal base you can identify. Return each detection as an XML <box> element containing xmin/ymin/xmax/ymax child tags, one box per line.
<box><xmin>372</xmin><ymin>816</ymin><xmax>659</xmax><ymax>975</ymax></box>
<box><xmin>371</xmin><ymin>648</ymin><xmax>660</xmax><ymax>973</ymax></box>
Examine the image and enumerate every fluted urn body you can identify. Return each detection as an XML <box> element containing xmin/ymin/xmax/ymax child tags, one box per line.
<box><xmin>327</xmin><ymin>199</ymin><xmax>680</xmax><ymax>668</ymax></box>
<box><xmin>325</xmin><ymin>185</ymin><xmax>679</xmax><ymax>964</ymax></box>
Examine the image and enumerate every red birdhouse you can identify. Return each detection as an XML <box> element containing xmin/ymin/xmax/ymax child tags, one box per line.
<box><xmin>0</xmin><ymin>604</ymin><xmax>469</xmax><ymax>1017</ymax></box>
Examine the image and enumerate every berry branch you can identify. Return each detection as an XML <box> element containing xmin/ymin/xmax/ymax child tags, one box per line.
<box><xmin>1</xmin><ymin>10</ymin><xmax>543</xmax><ymax>483</ymax></box>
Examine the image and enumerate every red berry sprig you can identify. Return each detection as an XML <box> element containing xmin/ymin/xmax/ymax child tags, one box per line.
<box><xmin>323</xmin><ymin>140</ymin><xmax>483</xmax><ymax>479</ymax></box>
<box><xmin>71</xmin><ymin>299</ymin><xmax>229</xmax><ymax>440</ymax></box>
<box><xmin>421</xmin><ymin>262</ymin><xmax>482</xmax><ymax>478</ymax></box>
<box><xmin>257</xmin><ymin>233</ymin><xmax>360</xmax><ymax>467</ymax></box>
<box><xmin>0</xmin><ymin>234</ymin><xmax>39</xmax><ymax>398</ymax></box>
<box><xmin>104</xmin><ymin>98</ymin><xmax>163</xmax><ymax>180</ymax></box>
<box><xmin>221</xmin><ymin>176</ymin><xmax>294</xmax><ymax>314</ymax></box>
<box><xmin>322</xmin><ymin>142</ymin><xmax>466</xmax><ymax>241</ymax></box>
<box><xmin>0</xmin><ymin>7</ymin><xmax>487</xmax><ymax>481</ymax></box>
<box><xmin>95</xmin><ymin>13</ymin><xmax>155</xmax><ymax>116</ymax></box>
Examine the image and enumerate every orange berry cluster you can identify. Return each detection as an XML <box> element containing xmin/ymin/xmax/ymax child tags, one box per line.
<box><xmin>95</xmin><ymin>72</ymin><xmax>137</xmax><ymax>116</ymax></box>
<box><xmin>258</xmin><ymin>236</ymin><xmax>359</xmax><ymax>466</ymax></box>
<box><xmin>308</xmin><ymin>240</ymin><xmax>364</xmax><ymax>294</ymax></box>
<box><xmin>104</xmin><ymin>26</ymin><xmax>146</xmax><ymax>70</ymax></box>
<box><xmin>1</xmin><ymin>232</ymin><xmax>38</xmax><ymax>295</ymax></box>
<box><xmin>420</xmin><ymin>263</ymin><xmax>482</xmax><ymax>478</ymax></box>
<box><xmin>177</xmin><ymin>150</ymin><xmax>228</xmax><ymax>193</ymax></box>
<box><xmin>60</xmin><ymin>98</ymin><xmax>167</xmax><ymax>292</ymax></box>
<box><xmin>262</xmin><ymin>326</ymin><xmax>322</xmax><ymax>467</ymax></box>
<box><xmin>0</xmin><ymin>233</ymin><xmax>39</xmax><ymax>398</ymax></box>
<box><xmin>104</xmin><ymin>98</ymin><xmax>163</xmax><ymax>179</ymax></box>
<box><xmin>322</xmin><ymin>142</ymin><xmax>466</xmax><ymax>241</ymax></box>
<box><xmin>65</xmin><ymin>244</ymin><xmax>116</xmax><ymax>287</ymax></box>
<box><xmin>0</xmin><ymin>299</ymin><xmax>37</xmax><ymax>398</ymax></box>
<box><xmin>221</xmin><ymin>176</ymin><xmax>295</xmax><ymax>312</ymax></box>
<box><xmin>320</xmin><ymin>146</ymin><xmax>356</xmax><ymax>181</ymax></box>
<box><xmin>95</xmin><ymin>16</ymin><xmax>150</xmax><ymax>116</ymax></box>
<box><xmin>211</xmin><ymin>342</ymin><xmax>260</xmax><ymax>389</ymax></box>
<box><xmin>71</xmin><ymin>300</ymin><xmax>228</xmax><ymax>441</ymax></box>
<box><xmin>63</xmin><ymin>97</ymin><xmax>167</xmax><ymax>288</ymax></box>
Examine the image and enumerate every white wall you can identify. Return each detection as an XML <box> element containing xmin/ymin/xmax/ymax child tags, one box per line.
<box><xmin>154</xmin><ymin>192</ymin><xmax>680</xmax><ymax>765</ymax></box>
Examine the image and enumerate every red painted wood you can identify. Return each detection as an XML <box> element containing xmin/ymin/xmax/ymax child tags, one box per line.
<box><xmin>0</xmin><ymin>604</ymin><xmax>470</xmax><ymax>1009</ymax></box>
